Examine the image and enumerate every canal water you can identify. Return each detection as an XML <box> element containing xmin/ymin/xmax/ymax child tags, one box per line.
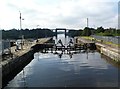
<box><xmin>5</xmin><ymin>34</ymin><xmax>119</xmax><ymax>87</ymax></box>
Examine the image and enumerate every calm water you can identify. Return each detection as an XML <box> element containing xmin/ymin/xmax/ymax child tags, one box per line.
<box><xmin>5</xmin><ymin>34</ymin><xmax>119</xmax><ymax>87</ymax></box>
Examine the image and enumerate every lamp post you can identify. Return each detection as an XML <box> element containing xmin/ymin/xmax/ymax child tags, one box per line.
<box><xmin>37</xmin><ymin>25</ymin><xmax>40</xmax><ymax>28</ymax></box>
<box><xmin>19</xmin><ymin>11</ymin><xmax>22</xmax><ymax>31</ymax></box>
<box><xmin>87</xmin><ymin>18</ymin><xmax>89</xmax><ymax>27</ymax></box>
<box><xmin>19</xmin><ymin>11</ymin><xmax>24</xmax><ymax>50</ymax></box>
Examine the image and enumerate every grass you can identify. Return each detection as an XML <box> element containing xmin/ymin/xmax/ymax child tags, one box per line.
<box><xmin>102</xmin><ymin>41</ymin><xmax>120</xmax><ymax>48</ymax></box>
<box><xmin>80</xmin><ymin>36</ymin><xmax>120</xmax><ymax>48</ymax></box>
<box><xmin>96</xmin><ymin>33</ymin><xmax>120</xmax><ymax>36</ymax></box>
<box><xmin>81</xmin><ymin>36</ymin><xmax>94</xmax><ymax>40</ymax></box>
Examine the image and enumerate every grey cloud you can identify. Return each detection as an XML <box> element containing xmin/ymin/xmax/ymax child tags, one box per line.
<box><xmin>118</xmin><ymin>1</ymin><xmax>120</xmax><ymax>29</ymax></box>
<box><xmin>2</xmin><ymin>0</ymin><xmax>118</xmax><ymax>29</ymax></box>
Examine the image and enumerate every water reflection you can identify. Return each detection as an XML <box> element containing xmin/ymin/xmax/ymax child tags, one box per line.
<box><xmin>54</xmin><ymin>51</ymin><xmax>63</xmax><ymax>58</ymax></box>
<box><xmin>53</xmin><ymin>51</ymin><xmax>74</xmax><ymax>59</ymax></box>
<box><xmin>46</xmin><ymin>47</ymin><xmax>96</xmax><ymax>60</ymax></box>
<box><xmin>5</xmin><ymin>50</ymin><xmax>119</xmax><ymax>87</ymax></box>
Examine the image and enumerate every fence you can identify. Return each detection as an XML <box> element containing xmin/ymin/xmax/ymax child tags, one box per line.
<box><xmin>91</xmin><ymin>35</ymin><xmax>120</xmax><ymax>44</ymax></box>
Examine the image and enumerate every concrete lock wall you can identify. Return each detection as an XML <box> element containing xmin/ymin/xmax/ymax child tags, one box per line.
<box><xmin>101</xmin><ymin>47</ymin><xmax>120</xmax><ymax>62</ymax></box>
<box><xmin>2</xmin><ymin>49</ymin><xmax>34</xmax><ymax>78</ymax></box>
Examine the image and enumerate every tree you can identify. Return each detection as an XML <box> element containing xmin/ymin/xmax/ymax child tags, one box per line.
<box><xmin>96</xmin><ymin>26</ymin><xmax>105</xmax><ymax>33</ymax></box>
<box><xmin>2</xmin><ymin>28</ymin><xmax>54</xmax><ymax>39</ymax></box>
<box><xmin>82</xmin><ymin>27</ymin><xmax>91</xmax><ymax>36</ymax></box>
<box><xmin>68</xmin><ymin>30</ymin><xmax>82</xmax><ymax>37</ymax></box>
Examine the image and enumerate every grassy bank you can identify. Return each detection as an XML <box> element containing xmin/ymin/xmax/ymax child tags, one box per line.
<box><xmin>81</xmin><ymin>36</ymin><xmax>120</xmax><ymax>48</ymax></box>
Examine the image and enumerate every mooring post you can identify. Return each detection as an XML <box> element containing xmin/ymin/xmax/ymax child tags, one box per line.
<box><xmin>55</xmin><ymin>29</ymin><xmax>57</xmax><ymax>38</ymax></box>
<box><xmin>65</xmin><ymin>29</ymin><xmax>67</xmax><ymax>37</ymax></box>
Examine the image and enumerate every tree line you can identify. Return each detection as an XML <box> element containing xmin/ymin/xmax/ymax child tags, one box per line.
<box><xmin>68</xmin><ymin>27</ymin><xmax>120</xmax><ymax>37</ymax></box>
<box><xmin>2</xmin><ymin>28</ymin><xmax>54</xmax><ymax>40</ymax></box>
<box><xmin>1</xmin><ymin>27</ymin><xmax>120</xmax><ymax>39</ymax></box>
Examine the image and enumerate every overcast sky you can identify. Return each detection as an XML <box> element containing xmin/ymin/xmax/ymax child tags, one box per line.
<box><xmin>0</xmin><ymin>0</ymin><xmax>119</xmax><ymax>30</ymax></box>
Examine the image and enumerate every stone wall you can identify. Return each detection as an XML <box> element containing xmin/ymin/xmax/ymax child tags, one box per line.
<box><xmin>2</xmin><ymin>49</ymin><xmax>34</xmax><ymax>78</ymax></box>
<box><xmin>101</xmin><ymin>47</ymin><xmax>120</xmax><ymax>62</ymax></box>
